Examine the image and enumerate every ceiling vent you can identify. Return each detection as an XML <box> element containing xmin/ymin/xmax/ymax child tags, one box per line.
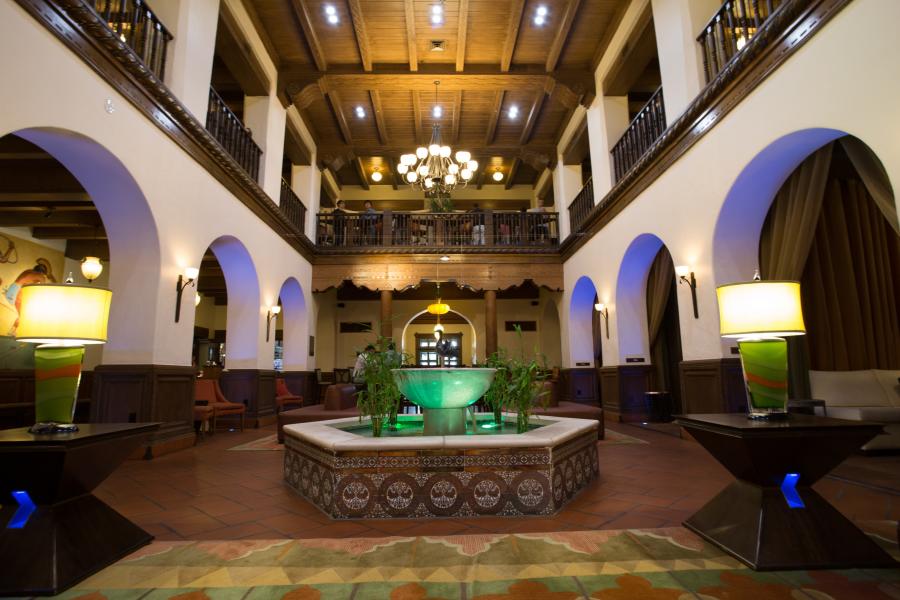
<box><xmin>430</xmin><ymin>40</ymin><xmax>446</xmax><ymax>52</ymax></box>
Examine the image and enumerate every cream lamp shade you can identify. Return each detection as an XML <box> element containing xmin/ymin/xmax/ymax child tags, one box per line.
<box><xmin>15</xmin><ymin>283</ymin><xmax>112</xmax><ymax>345</ymax></box>
<box><xmin>716</xmin><ymin>281</ymin><xmax>806</xmax><ymax>338</ymax></box>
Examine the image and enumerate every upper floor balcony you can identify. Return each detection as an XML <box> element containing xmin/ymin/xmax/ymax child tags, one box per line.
<box><xmin>316</xmin><ymin>210</ymin><xmax>559</xmax><ymax>253</ymax></box>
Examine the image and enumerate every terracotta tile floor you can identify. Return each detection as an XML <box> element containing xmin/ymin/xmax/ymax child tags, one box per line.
<box><xmin>94</xmin><ymin>423</ymin><xmax>900</xmax><ymax>541</ymax></box>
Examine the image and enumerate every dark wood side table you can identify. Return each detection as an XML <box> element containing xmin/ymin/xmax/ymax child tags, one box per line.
<box><xmin>0</xmin><ymin>423</ymin><xmax>159</xmax><ymax>596</ymax></box>
<box><xmin>675</xmin><ymin>413</ymin><xmax>896</xmax><ymax>570</ymax></box>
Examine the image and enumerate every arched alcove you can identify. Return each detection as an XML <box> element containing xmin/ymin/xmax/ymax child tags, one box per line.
<box><xmin>568</xmin><ymin>275</ymin><xmax>600</xmax><ymax>366</ymax></box>
<box><xmin>277</xmin><ymin>276</ymin><xmax>308</xmax><ymax>370</ymax></box>
<box><xmin>8</xmin><ymin>127</ymin><xmax>161</xmax><ymax>364</ymax></box>
<box><xmin>400</xmin><ymin>308</ymin><xmax>477</xmax><ymax>365</ymax></box>
<box><xmin>615</xmin><ymin>234</ymin><xmax>666</xmax><ymax>361</ymax></box>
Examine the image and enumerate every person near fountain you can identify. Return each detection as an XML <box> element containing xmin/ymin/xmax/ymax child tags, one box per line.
<box><xmin>353</xmin><ymin>344</ymin><xmax>375</xmax><ymax>383</ymax></box>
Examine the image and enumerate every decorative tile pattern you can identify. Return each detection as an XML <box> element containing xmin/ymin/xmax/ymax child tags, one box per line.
<box><xmin>283</xmin><ymin>430</ymin><xmax>598</xmax><ymax>519</ymax></box>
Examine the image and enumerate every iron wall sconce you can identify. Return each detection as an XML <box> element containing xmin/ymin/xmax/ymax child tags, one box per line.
<box><xmin>594</xmin><ymin>302</ymin><xmax>609</xmax><ymax>338</ymax></box>
<box><xmin>175</xmin><ymin>267</ymin><xmax>199</xmax><ymax>323</ymax></box>
<box><xmin>266</xmin><ymin>305</ymin><xmax>281</xmax><ymax>342</ymax></box>
<box><xmin>675</xmin><ymin>265</ymin><xmax>699</xmax><ymax>318</ymax></box>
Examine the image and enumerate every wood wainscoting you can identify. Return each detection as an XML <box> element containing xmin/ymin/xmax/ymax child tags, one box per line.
<box><xmin>558</xmin><ymin>368</ymin><xmax>599</xmax><ymax>405</ymax></box>
<box><xmin>281</xmin><ymin>371</ymin><xmax>317</xmax><ymax>407</ymax></box>
<box><xmin>219</xmin><ymin>369</ymin><xmax>277</xmax><ymax>427</ymax></box>
<box><xmin>91</xmin><ymin>365</ymin><xmax>197</xmax><ymax>459</ymax></box>
<box><xmin>678</xmin><ymin>358</ymin><xmax>746</xmax><ymax>414</ymax></box>
<box><xmin>599</xmin><ymin>365</ymin><xmax>653</xmax><ymax>422</ymax></box>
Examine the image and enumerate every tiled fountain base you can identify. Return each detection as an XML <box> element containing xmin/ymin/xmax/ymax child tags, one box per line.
<box><xmin>283</xmin><ymin>415</ymin><xmax>599</xmax><ymax>519</ymax></box>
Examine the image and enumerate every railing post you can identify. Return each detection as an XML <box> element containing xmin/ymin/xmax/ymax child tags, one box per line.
<box><xmin>484</xmin><ymin>210</ymin><xmax>495</xmax><ymax>246</ymax></box>
<box><xmin>382</xmin><ymin>210</ymin><xmax>393</xmax><ymax>246</ymax></box>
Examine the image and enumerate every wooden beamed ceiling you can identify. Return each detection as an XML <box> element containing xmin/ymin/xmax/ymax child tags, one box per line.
<box><xmin>253</xmin><ymin>0</ymin><xmax>627</xmax><ymax>188</ymax></box>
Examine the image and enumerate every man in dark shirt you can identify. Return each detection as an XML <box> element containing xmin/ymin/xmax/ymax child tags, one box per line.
<box><xmin>469</xmin><ymin>203</ymin><xmax>485</xmax><ymax>245</ymax></box>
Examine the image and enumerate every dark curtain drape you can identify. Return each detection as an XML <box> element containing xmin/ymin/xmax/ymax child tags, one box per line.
<box><xmin>591</xmin><ymin>294</ymin><xmax>603</xmax><ymax>366</ymax></box>
<box><xmin>646</xmin><ymin>248</ymin><xmax>682</xmax><ymax>407</ymax></box>
<box><xmin>760</xmin><ymin>137</ymin><xmax>900</xmax><ymax>378</ymax></box>
<box><xmin>802</xmin><ymin>179</ymin><xmax>900</xmax><ymax>369</ymax></box>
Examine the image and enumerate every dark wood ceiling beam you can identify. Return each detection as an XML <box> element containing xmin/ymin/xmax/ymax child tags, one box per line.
<box><xmin>31</xmin><ymin>226</ymin><xmax>106</xmax><ymax>239</ymax></box>
<box><xmin>505</xmin><ymin>158</ymin><xmax>520</xmax><ymax>190</ymax></box>
<box><xmin>325</xmin><ymin>89</ymin><xmax>353</xmax><ymax>144</ymax></box>
<box><xmin>0</xmin><ymin>201</ymin><xmax>95</xmax><ymax>209</ymax></box>
<box><xmin>592</xmin><ymin>0</ymin><xmax>631</xmax><ymax>70</ymax></box>
<box><xmin>456</xmin><ymin>0</ymin><xmax>469</xmax><ymax>72</ymax></box>
<box><xmin>484</xmin><ymin>91</ymin><xmax>504</xmax><ymax>146</ymax></box>
<box><xmin>0</xmin><ymin>212</ymin><xmax>102</xmax><ymax>227</ymax></box>
<box><xmin>370</xmin><ymin>90</ymin><xmax>389</xmax><ymax>144</ymax></box>
<box><xmin>413</xmin><ymin>91</ymin><xmax>424</xmax><ymax>144</ymax></box>
<box><xmin>546</xmin><ymin>0</ymin><xmax>582</xmax><ymax>72</ymax></box>
<box><xmin>403</xmin><ymin>0</ymin><xmax>418</xmax><ymax>72</ymax></box>
<box><xmin>0</xmin><ymin>193</ymin><xmax>90</xmax><ymax>202</ymax></box>
<box><xmin>519</xmin><ymin>91</ymin><xmax>545</xmax><ymax>145</ymax></box>
<box><xmin>290</xmin><ymin>0</ymin><xmax>327</xmax><ymax>71</ymax></box>
<box><xmin>347</xmin><ymin>0</ymin><xmax>372</xmax><ymax>71</ymax></box>
<box><xmin>501</xmin><ymin>0</ymin><xmax>525</xmax><ymax>72</ymax></box>
<box><xmin>65</xmin><ymin>240</ymin><xmax>109</xmax><ymax>262</ymax></box>
<box><xmin>354</xmin><ymin>157</ymin><xmax>370</xmax><ymax>190</ymax></box>
<box><xmin>451</xmin><ymin>90</ymin><xmax>463</xmax><ymax>143</ymax></box>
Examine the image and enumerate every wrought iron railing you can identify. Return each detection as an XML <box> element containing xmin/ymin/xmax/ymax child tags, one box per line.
<box><xmin>205</xmin><ymin>87</ymin><xmax>262</xmax><ymax>181</ymax></box>
<box><xmin>698</xmin><ymin>0</ymin><xmax>785</xmax><ymax>82</ymax></box>
<box><xmin>279</xmin><ymin>178</ymin><xmax>307</xmax><ymax>234</ymax></box>
<box><xmin>92</xmin><ymin>0</ymin><xmax>172</xmax><ymax>79</ymax></box>
<box><xmin>610</xmin><ymin>87</ymin><xmax>666</xmax><ymax>183</ymax></box>
<box><xmin>316</xmin><ymin>210</ymin><xmax>559</xmax><ymax>249</ymax></box>
<box><xmin>567</xmin><ymin>178</ymin><xmax>594</xmax><ymax>235</ymax></box>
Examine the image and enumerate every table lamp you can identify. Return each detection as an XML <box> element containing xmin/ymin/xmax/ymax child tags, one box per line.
<box><xmin>716</xmin><ymin>280</ymin><xmax>806</xmax><ymax>419</ymax></box>
<box><xmin>15</xmin><ymin>282</ymin><xmax>112</xmax><ymax>433</ymax></box>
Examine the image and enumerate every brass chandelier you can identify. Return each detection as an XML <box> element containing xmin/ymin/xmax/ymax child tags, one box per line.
<box><xmin>397</xmin><ymin>81</ymin><xmax>478</xmax><ymax>196</ymax></box>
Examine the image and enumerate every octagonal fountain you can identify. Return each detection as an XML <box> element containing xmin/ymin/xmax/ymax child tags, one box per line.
<box><xmin>283</xmin><ymin>368</ymin><xmax>599</xmax><ymax>519</ymax></box>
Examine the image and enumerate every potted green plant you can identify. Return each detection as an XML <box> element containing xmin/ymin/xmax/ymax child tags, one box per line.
<box><xmin>483</xmin><ymin>326</ymin><xmax>548</xmax><ymax>433</ymax></box>
<box><xmin>355</xmin><ymin>337</ymin><xmax>404</xmax><ymax>437</ymax></box>
<box><xmin>483</xmin><ymin>350</ymin><xmax>512</xmax><ymax>428</ymax></box>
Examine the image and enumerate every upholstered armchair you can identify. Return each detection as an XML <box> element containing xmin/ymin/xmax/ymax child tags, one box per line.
<box><xmin>194</xmin><ymin>379</ymin><xmax>245</xmax><ymax>432</ymax></box>
<box><xmin>275</xmin><ymin>378</ymin><xmax>304</xmax><ymax>413</ymax></box>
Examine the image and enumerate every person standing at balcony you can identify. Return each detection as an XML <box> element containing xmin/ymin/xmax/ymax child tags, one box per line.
<box><xmin>333</xmin><ymin>200</ymin><xmax>348</xmax><ymax>246</ymax></box>
<box><xmin>362</xmin><ymin>200</ymin><xmax>378</xmax><ymax>245</ymax></box>
<box><xmin>469</xmin><ymin>204</ymin><xmax>485</xmax><ymax>245</ymax></box>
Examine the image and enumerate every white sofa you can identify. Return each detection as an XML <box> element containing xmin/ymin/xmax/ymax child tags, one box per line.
<box><xmin>810</xmin><ymin>369</ymin><xmax>900</xmax><ymax>450</ymax></box>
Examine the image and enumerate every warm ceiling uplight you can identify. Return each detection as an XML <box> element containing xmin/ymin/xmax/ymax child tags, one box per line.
<box><xmin>371</xmin><ymin>167</ymin><xmax>383</xmax><ymax>182</ymax></box>
<box><xmin>440</xmin><ymin>255</ymin><xmax>450</xmax><ymax>262</ymax></box>
<box><xmin>324</xmin><ymin>4</ymin><xmax>339</xmax><ymax>24</ymax></box>
<box><xmin>355</xmin><ymin>105</ymin><xmax>365</xmax><ymax>118</ymax></box>
<box><xmin>534</xmin><ymin>5</ymin><xmax>548</xmax><ymax>26</ymax></box>
<box><xmin>80</xmin><ymin>256</ymin><xmax>103</xmax><ymax>282</ymax></box>
<box><xmin>492</xmin><ymin>170</ymin><xmax>504</xmax><ymax>182</ymax></box>
<box><xmin>431</xmin><ymin>3</ymin><xmax>443</xmax><ymax>25</ymax></box>
<box><xmin>508</xmin><ymin>105</ymin><xmax>520</xmax><ymax>119</ymax></box>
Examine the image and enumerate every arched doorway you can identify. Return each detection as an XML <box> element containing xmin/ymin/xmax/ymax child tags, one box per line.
<box><xmin>276</xmin><ymin>276</ymin><xmax>308</xmax><ymax>371</ymax></box>
<box><xmin>400</xmin><ymin>309</ymin><xmax>477</xmax><ymax>366</ymax></box>
<box><xmin>616</xmin><ymin>234</ymin><xmax>684</xmax><ymax>413</ymax></box>
<box><xmin>568</xmin><ymin>275</ymin><xmax>600</xmax><ymax>366</ymax></box>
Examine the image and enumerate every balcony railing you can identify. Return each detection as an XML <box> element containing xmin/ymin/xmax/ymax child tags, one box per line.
<box><xmin>610</xmin><ymin>87</ymin><xmax>666</xmax><ymax>183</ymax></box>
<box><xmin>279</xmin><ymin>178</ymin><xmax>307</xmax><ymax>234</ymax></box>
<box><xmin>698</xmin><ymin>0</ymin><xmax>785</xmax><ymax>82</ymax></box>
<box><xmin>316</xmin><ymin>211</ymin><xmax>559</xmax><ymax>250</ymax></box>
<box><xmin>92</xmin><ymin>0</ymin><xmax>172</xmax><ymax>79</ymax></box>
<box><xmin>205</xmin><ymin>87</ymin><xmax>262</xmax><ymax>181</ymax></box>
<box><xmin>567</xmin><ymin>178</ymin><xmax>594</xmax><ymax>235</ymax></box>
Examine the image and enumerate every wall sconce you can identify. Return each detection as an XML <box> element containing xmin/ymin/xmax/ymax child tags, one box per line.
<box><xmin>594</xmin><ymin>302</ymin><xmax>609</xmax><ymax>339</ymax></box>
<box><xmin>675</xmin><ymin>265</ymin><xmax>699</xmax><ymax>318</ymax></box>
<box><xmin>175</xmin><ymin>266</ymin><xmax>199</xmax><ymax>323</ymax></box>
<box><xmin>266</xmin><ymin>305</ymin><xmax>281</xmax><ymax>342</ymax></box>
<box><xmin>194</xmin><ymin>292</ymin><xmax>202</xmax><ymax>307</ymax></box>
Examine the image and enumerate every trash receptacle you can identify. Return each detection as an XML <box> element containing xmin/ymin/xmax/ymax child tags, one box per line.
<box><xmin>645</xmin><ymin>391</ymin><xmax>673</xmax><ymax>422</ymax></box>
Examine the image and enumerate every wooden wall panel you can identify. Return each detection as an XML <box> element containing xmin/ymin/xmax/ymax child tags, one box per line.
<box><xmin>599</xmin><ymin>364</ymin><xmax>652</xmax><ymax>422</ymax></box>
<box><xmin>679</xmin><ymin>358</ymin><xmax>746</xmax><ymax>414</ymax></box>
<box><xmin>559</xmin><ymin>367</ymin><xmax>598</xmax><ymax>405</ymax></box>
<box><xmin>220</xmin><ymin>369</ymin><xmax>278</xmax><ymax>426</ymax></box>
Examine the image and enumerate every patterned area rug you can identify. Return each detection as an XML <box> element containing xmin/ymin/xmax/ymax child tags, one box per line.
<box><xmin>56</xmin><ymin>525</ymin><xmax>899</xmax><ymax>599</ymax></box>
<box><xmin>227</xmin><ymin>428</ymin><xmax>647</xmax><ymax>452</ymax></box>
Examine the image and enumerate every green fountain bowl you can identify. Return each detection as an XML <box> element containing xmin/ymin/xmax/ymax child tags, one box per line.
<box><xmin>391</xmin><ymin>368</ymin><xmax>496</xmax><ymax>410</ymax></box>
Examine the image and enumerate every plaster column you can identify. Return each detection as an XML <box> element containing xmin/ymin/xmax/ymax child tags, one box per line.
<box><xmin>587</xmin><ymin>97</ymin><xmax>630</xmax><ymax>198</ymax></box>
<box><xmin>484</xmin><ymin>290</ymin><xmax>497</xmax><ymax>359</ymax></box>
<box><xmin>651</xmin><ymin>0</ymin><xmax>722</xmax><ymax>123</ymax></box>
<box><xmin>380</xmin><ymin>290</ymin><xmax>393</xmax><ymax>339</ymax></box>
<box><xmin>292</xmin><ymin>159</ymin><xmax>321</xmax><ymax>241</ymax></box>
<box><xmin>152</xmin><ymin>0</ymin><xmax>220</xmax><ymax>121</ymax></box>
<box><xmin>552</xmin><ymin>159</ymin><xmax>583</xmax><ymax>240</ymax></box>
<box><xmin>244</xmin><ymin>94</ymin><xmax>287</xmax><ymax>201</ymax></box>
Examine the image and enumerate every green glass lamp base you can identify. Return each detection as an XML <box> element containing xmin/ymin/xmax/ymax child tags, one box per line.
<box><xmin>736</xmin><ymin>337</ymin><xmax>789</xmax><ymax>419</ymax></box>
<box><xmin>30</xmin><ymin>345</ymin><xmax>85</xmax><ymax>433</ymax></box>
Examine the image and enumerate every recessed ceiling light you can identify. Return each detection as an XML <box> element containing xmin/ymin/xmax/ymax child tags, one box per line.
<box><xmin>508</xmin><ymin>105</ymin><xmax>519</xmax><ymax>119</ymax></box>
<box><xmin>433</xmin><ymin>105</ymin><xmax>442</xmax><ymax>118</ymax></box>
<box><xmin>325</xmin><ymin>5</ymin><xmax>339</xmax><ymax>24</ymax></box>
<box><xmin>431</xmin><ymin>3</ymin><xmax>443</xmax><ymax>25</ymax></box>
<box><xmin>534</xmin><ymin>5</ymin><xmax>548</xmax><ymax>26</ymax></box>
<box><xmin>355</xmin><ymin>106</ymin><xmax>365</xmax><ymax>118</ymax></box>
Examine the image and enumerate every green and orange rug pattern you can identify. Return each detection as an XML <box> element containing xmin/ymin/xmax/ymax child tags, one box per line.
<box><xmin>52</xmin><ymin>523</ymin><xmax>899</xmax><ymax>599</ymax></box>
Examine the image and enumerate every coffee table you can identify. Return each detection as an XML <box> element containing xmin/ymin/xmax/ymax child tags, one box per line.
<box><xmin>675</xmin><ymin>413</ymin><xmax>896</xmax><ymax>570</ymax></box>
<box><xmin>0</xmin><ymin>423</ymin><xmax>158</xmax><ymax>595</ymax></box>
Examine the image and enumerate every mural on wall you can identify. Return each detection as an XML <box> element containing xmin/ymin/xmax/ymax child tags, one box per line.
<box><xmin>0</xmin><ymin>232</ymin><xmax>64</xmax><ymax>368</ymax></box>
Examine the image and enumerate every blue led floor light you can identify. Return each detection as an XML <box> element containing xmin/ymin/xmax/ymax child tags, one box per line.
<box><xmin>6</xmin><ymin>490</ymin><xmax>36</xmax><ymax>529</ymax></box>
<box><xmin>780</xmin><ymin>473</ymin><xmax>805</xmax><ymax>509</ymax></box>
